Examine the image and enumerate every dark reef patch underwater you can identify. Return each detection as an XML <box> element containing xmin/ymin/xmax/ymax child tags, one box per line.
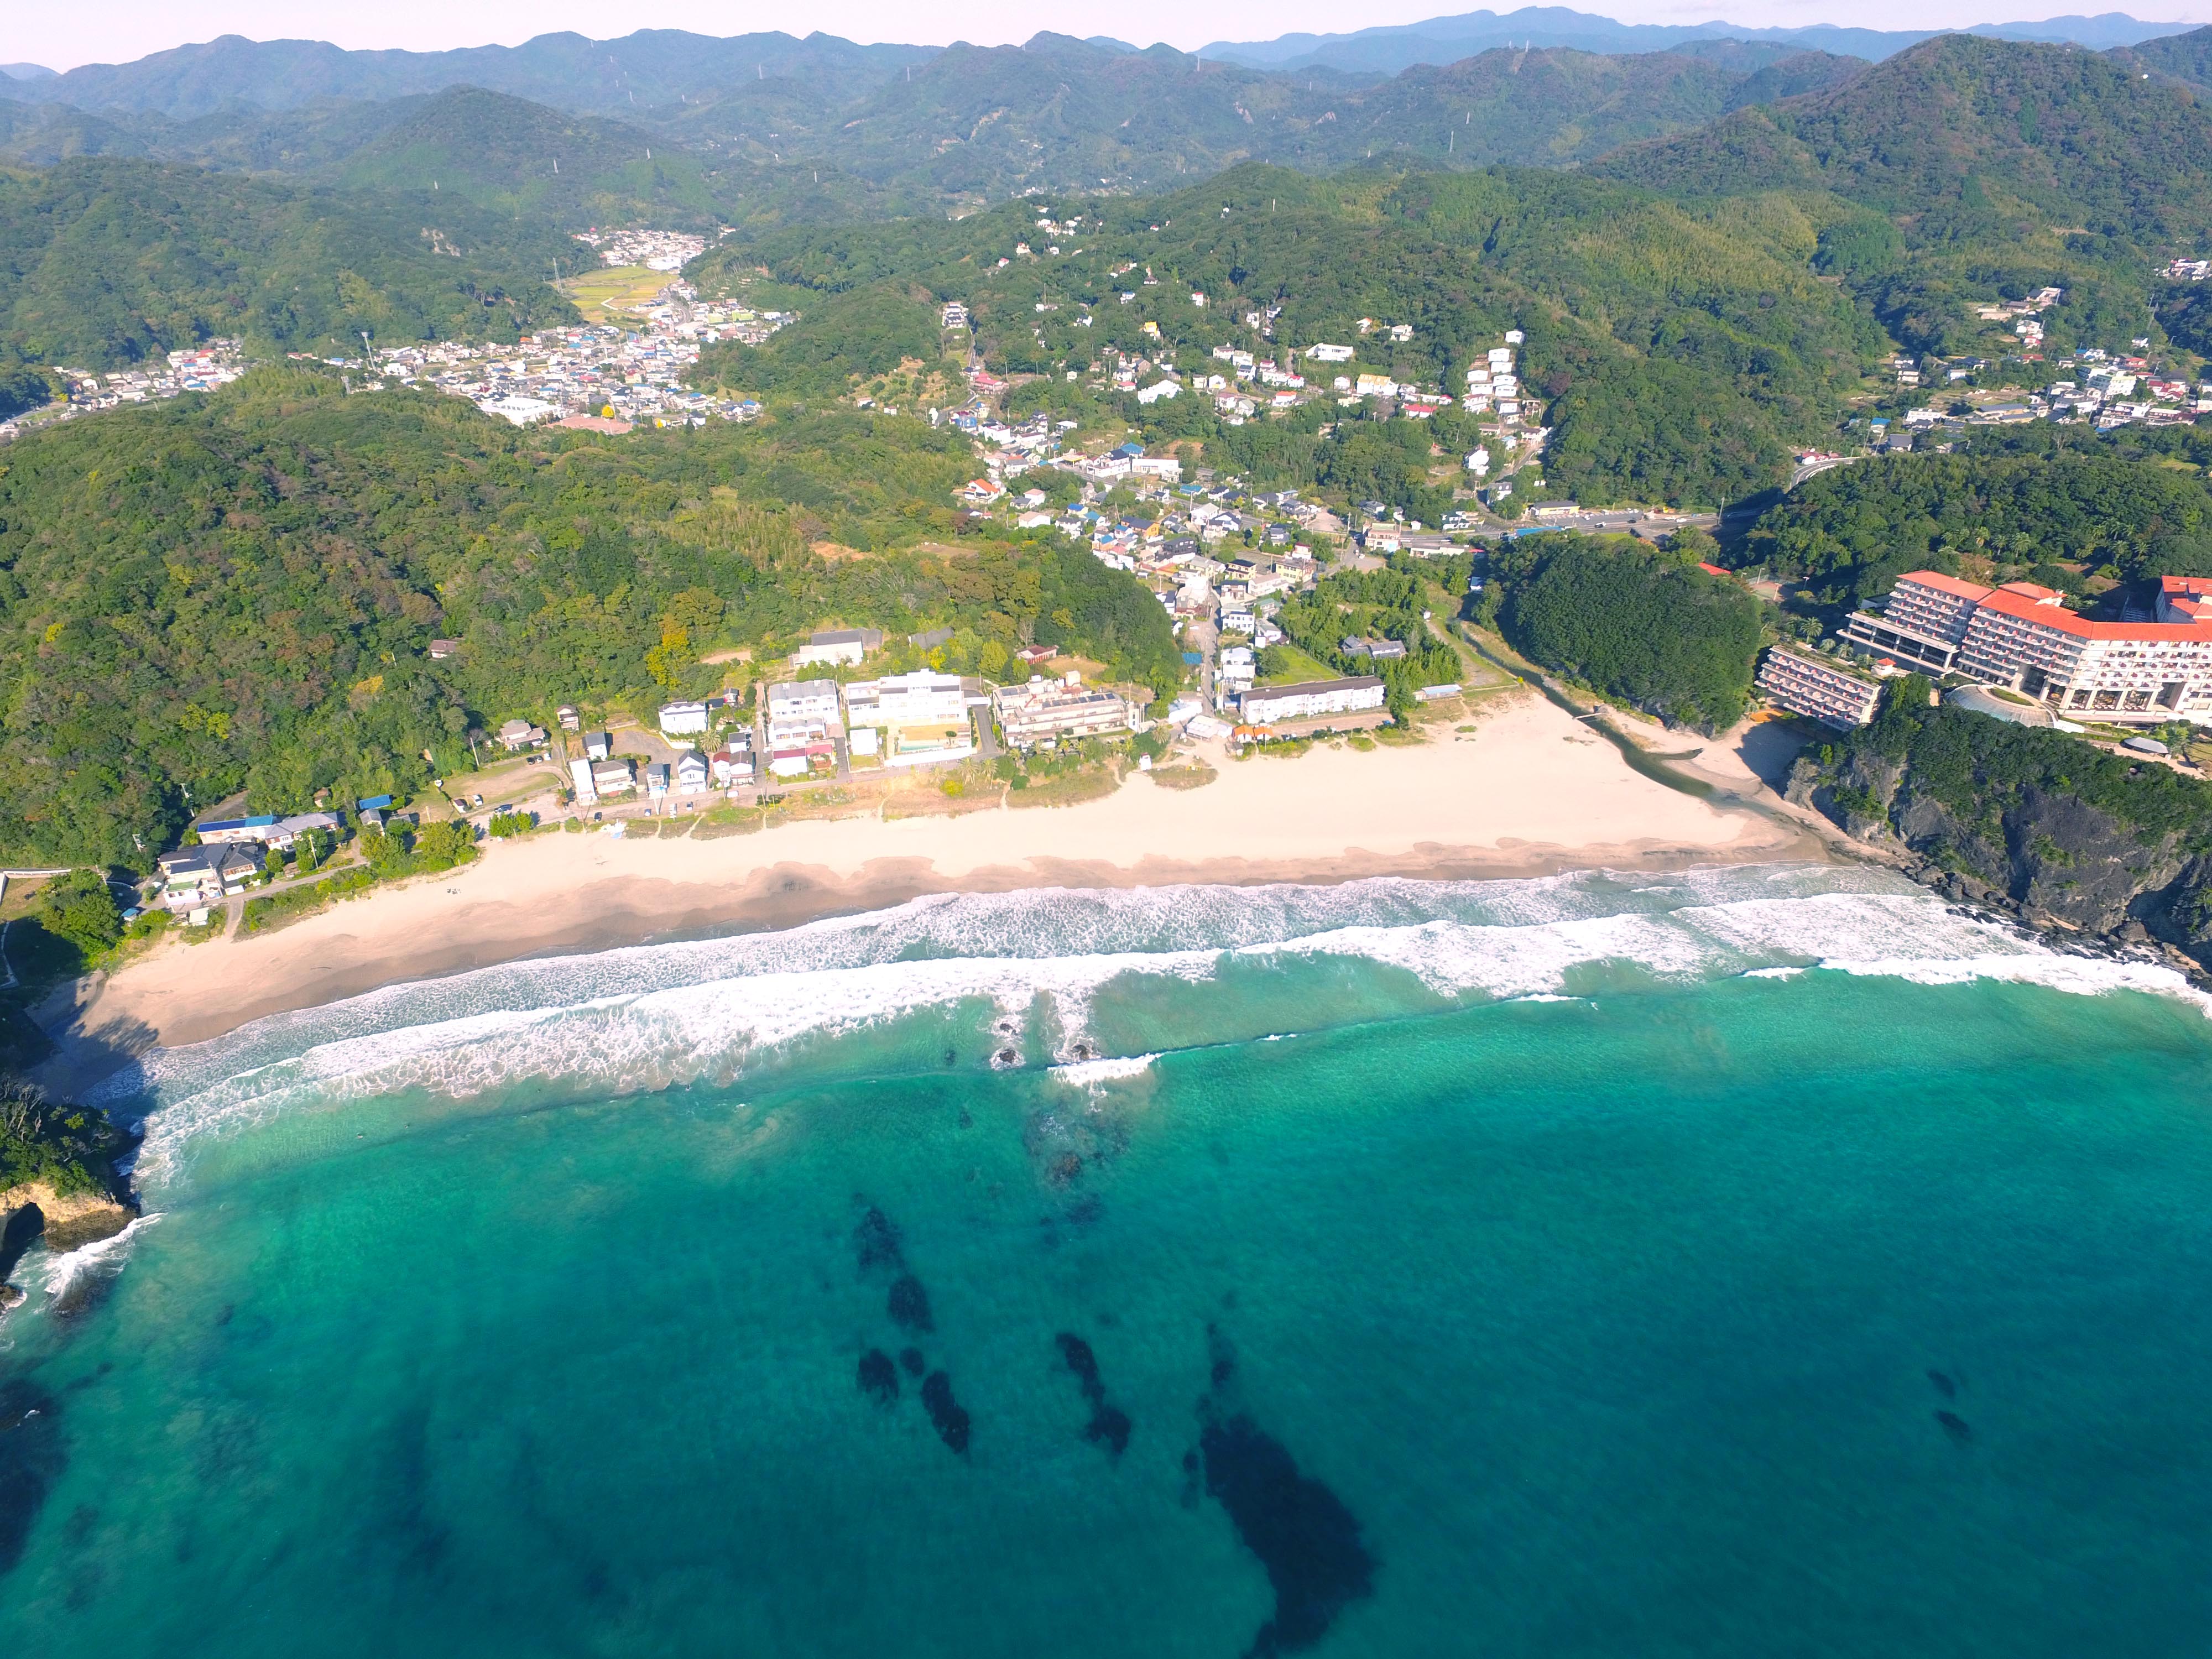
<box><xmin>6</xmin><ymin>872</ymin><xmax>2212</xmax><ymax>1656</ymax></box>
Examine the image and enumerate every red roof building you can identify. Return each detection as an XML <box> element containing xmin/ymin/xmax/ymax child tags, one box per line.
<box><xmin>1845</xmin><ymin>570</ymin><xmax>2212</xmax><ymax>723</ymax></box>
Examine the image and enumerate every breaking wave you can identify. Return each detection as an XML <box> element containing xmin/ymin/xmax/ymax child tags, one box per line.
<box><xmin>39</xmin><ymin>1214</ymin><xmax>162</xmax><ymax>1301</ymax></box>
<box><xmin>105</xmin><ymin>865</ymin><xmax>2207</xmax><ymax>1190</ymax></box>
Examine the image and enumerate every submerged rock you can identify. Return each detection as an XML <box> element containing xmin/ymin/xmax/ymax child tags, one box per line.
<box><xmin>920</xmin><ymin>1371</ymin><xmax>971</xmax><ymax>1455</ymax></box>
<box><xmin>0</xmin><ymin>1380</ymin><xmax>64</xmax><ymax>1579</ymax></box>
<box><xmin>857</xmin><ymin>1349</ymin><xmax>900</xmax><ymax>1405</ymax></box>
<box><xmin>1200</xmin><ymin>1412</ymin><xmax>1375</xmax><ymax>1656</ymax></box>
<box><xmin>1084</xmin><ymin>1404</ymin><xmax>1133</xmax><ymax>1458</ymax></box>
<box><xmin>887</xmin><ymin>1274</ymin><xmax>935</xmax><ymax>1333</ymax></box>
<box><xmin>852</xmin><ymin>1204</ymin><xmax>905</xmax><ymax>1275</ymax></box>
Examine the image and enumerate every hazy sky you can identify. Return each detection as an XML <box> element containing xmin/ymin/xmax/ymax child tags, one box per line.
<box><xmin>9</xmin><ymin>2</ymin><xmax>2210</xmax><ymax>72</ymax></box>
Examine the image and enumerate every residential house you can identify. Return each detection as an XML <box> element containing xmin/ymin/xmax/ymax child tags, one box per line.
<box><xmin>194</xmin><ymin>815</ymin><xmax>278</xmax><ymax>846</ymax></box>
<box><xmin>675</xmin><ymin>750</ymin><xmax>711</xmax><ymax>793</ymax></box>
<box><xmin>585</xmin><ymin>732</ymin><xmax>614</xmax><ymax>760</ymax></box>
<box><xmin>658</xmin><ymin>701</ymin><xmax>711</xmax><ymax>737</ymax></box>
<box><xmin>645</xmin><ymin>763</ymin><xmax>671</xmax><ymax>801</ymax></box>
<box><xmin>156</xmin><ymin>844</ymin><xmax>262</xmax><ymax>914</ymax></box>
<box><xmin>591</xmin><ymin>757</ymin><xmax>637</xmax><ymax>796</ymax></box>
<box><xmin>709</xmin><ymin>739</ymin><xmax>754</xmax><ymax>786</ymax></box>
<box><xmin>791</xmin><ymin>628</ymin><xmax>885</xmax><ymax>668</ymax></box>
<box><xmin>497</xmin><ymin>718</ymin><xmax>548</xmax><ymax>750</ymax></box>
<box><xmin>264</xmin><ymin>812</ymin><xmax>342</xmax><ymax>853</ymax></box>
<box><xmin>556</xmin><ymin>705</ymin><xmax>582</xmax><ymax>732</ymax></box>
<box><xmin>568</xmin><ymin>757</ymin><xmax>599</xmax><ymax>805</ymax></box>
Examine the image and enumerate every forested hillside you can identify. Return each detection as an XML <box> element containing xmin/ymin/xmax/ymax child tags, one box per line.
<box><xmin>1482</xmin><ymin>535</ymin><xmax>1766</xmax><ymax>731</ymax></box>
<box><xmin>1741</xmin><ymin>443</ymin><xmax>2212</xmax><ymax>609</ymax></box>
<box><xmin>1595</xmin><ymin>33</ymin><xmax>2212</xmax><ymax>357</ymax></box>
<box><xmin>0</xmin><ymin>372</ymin><xmax>1178</xmax><ymax>866</ymax></box>
<box><xmin>0</xmin><ymin>158</ymin><xmax>578</xmax><ymax>366</ymax></box>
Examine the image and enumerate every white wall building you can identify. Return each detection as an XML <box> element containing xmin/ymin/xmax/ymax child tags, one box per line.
<box><xmin>658</xmin><ymin>701</ymin><xmax>710</xmax><ymax>736</ymax></box>
<box><xmin>1238</xmin><ymin>677</ymin><xmax>1386</xmax><ymax>724</ymax></box>
<box><xmin>842</xmin><ymin>671</ymin><xmax>970</xmax><ymax>729</ymax></box>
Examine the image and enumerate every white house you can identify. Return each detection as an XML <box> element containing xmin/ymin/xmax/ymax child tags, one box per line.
<box><xmin>658</xmin><ymin>701</ymin><xmax>711</xmax><ymax>737</ymax></box>
<box><xmin>766</xmin><ymin>679</ymin><xmax>842</xmax><ymax>733</ymax></box>
<box><xmin>791</xmin><ymin>627</ymin><xmax>884</xmax><ymax>667</ymax></box>
<box><xmin>1306</xmin><ymin>343</ymin><xmax>1355</xmax><ymax>363</ymax></box>
<box><xmin>675</xmin><ymin>749</ymin><xmax>711</xmax><ymax>792</ymax></box>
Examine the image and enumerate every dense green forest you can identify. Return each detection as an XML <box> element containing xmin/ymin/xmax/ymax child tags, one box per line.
<box><xmin>0</xmin><ymin>371</ymin><xmax>1178</xmax><ymax>867</ymax></box>
<box><xmin>1483</xmin><ymin>535</ymin><xmax>1766</xmax><ymax>729</ymax></box>
<box><xmin>1740</xmin><ymin>446</ymin><xmax>2212</xmax><ymax>609</ymax></box>
<box><xmin>0</xmin><ymin>1077</ymin><xmax>127</xmax><ymax>1202</ymax></box>
<box><xmin>0</xmin><ymin>158</ymin><xmax>580</xmax><ymax>367</ymax></box>
<box><xmin>691</xmin><ymin>285</ymin><xmax>946</xmax><ymax>401</ymax></box>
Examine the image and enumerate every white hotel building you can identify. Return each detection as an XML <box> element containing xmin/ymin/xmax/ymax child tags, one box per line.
<box><xmin>1843</xmin><ymin>571</ymin><xmax>2212</xmax><ymax>724</ymax></box>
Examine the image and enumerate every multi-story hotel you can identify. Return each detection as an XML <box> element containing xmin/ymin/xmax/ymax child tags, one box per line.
<box><xmin>1755</xmin><ymin>645</ymin><xmax>1884</xmax><ymax>729</ymax></box>
<box><xmin>1842</xmin><ymin>571</ymin><xmax>2212</xmax><ymax>723</ymax></box>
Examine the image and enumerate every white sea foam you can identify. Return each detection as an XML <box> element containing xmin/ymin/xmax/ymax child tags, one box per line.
<box><xmin>112</xmin><ymin>865</ymin><xmax>2211</xmax><ymax>1191</ymax></box>
<box><xmin>40</xmin><ymin>1213</ymin><xmax>161</xmax><ymax>1300</ymax></box>
<box><xmin>1050</xmin><ymin>1054</ymin><xmax>1160</xmax><ymax>1087</ymax></box>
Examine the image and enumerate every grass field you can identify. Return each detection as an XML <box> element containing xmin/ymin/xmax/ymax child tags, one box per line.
<box><xmin>1255</xmin><ymin>643</ymin><xmax>1341</xmax><ymax>687</ymax></box>
<box><xmin>561</xmin><ymin>264</ymin><xmax>672</xmax><ymax>322</ymax></box>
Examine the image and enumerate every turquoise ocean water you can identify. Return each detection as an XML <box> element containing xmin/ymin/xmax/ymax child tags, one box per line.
<box><xmin>5</xmin><ymin>865</ymin><xmax>2212</xmax><ymax>1655</ymax></box>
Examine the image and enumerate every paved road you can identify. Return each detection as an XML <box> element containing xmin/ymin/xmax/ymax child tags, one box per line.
<box><xmin>1788</xmin><ymin>455</ymin><xmax>1861</xmax><ymax>489</ymax></box>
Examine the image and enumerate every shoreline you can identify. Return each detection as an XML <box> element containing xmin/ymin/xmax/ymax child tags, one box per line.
<box><xmin>33</xmin><ymin>695</ymin><xmax>1825</xmax><ymax>1092</ymax></box>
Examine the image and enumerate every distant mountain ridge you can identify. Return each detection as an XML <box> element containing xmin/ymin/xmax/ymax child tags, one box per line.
<box><xmin>0</xmin><ymin>36</ymin><xmax>1871</xmax><ymax>207</ymax></box>
<box><xmin>16</xmin><ymin>13</ymin><xmax>2204</xmax><ymax>122</ymax></box>
<box><xmin>25</xmin><ymin>30</ymin><xmax>932</xmax><ymax>121</ymax></box>
<box><xmin>1201</xmin><ymin>9</ymin><xmax>2197</xmax><ymax>75</ymax></box>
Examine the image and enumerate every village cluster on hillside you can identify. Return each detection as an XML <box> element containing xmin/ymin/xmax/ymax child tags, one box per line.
<box><xmin>0</xmin><ymin>341</ymin><xmax>246</xmax><ymax>442</ymax></box>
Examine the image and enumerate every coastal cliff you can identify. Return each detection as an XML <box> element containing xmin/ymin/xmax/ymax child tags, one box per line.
<box><xmin>1788</xmin><ymin>682</ymin><xmax>2212</xmax><ymax>969</ymax></box>
<box><xmin>0</xmin><ymin>1082</ymin><xmax>135</xmax><ymax>1303</ymax></box>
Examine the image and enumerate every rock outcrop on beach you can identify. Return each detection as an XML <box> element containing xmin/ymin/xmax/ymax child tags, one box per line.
<box><xmin>1</xmin><ymin>1180</ymin><xmax>135</xmax><ymax>1250</ymax></box>
<box><xmin>1789</xmin><ymin>687</ymin><xmax>2212</xmax><ymax>972</ymax></box>
<box><xmin>0</xmin><ymin>1081</ymin><xmax>135</xmax><ymax>1295</ymax></box>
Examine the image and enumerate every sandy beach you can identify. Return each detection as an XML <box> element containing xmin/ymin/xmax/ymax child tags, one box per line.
<box><xmin>40</xmin><ymin>694</ymin><xmax>1822</xmax><ymax>1078</ymax></box>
